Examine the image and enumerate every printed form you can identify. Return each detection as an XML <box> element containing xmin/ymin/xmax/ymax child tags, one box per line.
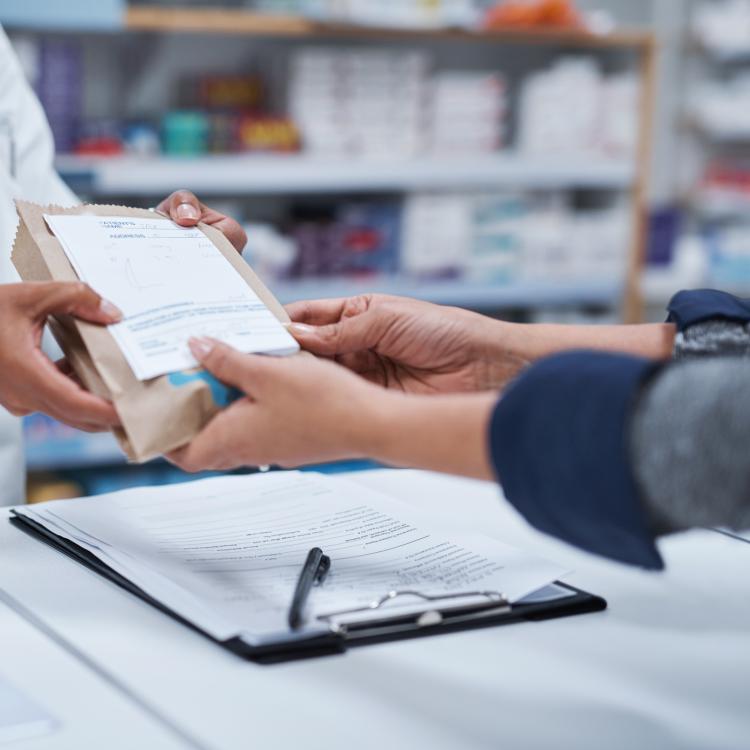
<box><xmin>14</xmin><ymin>472</ymin><xmax>567</xmax><ymax>646</ymax></box>
<box><xmin>44</xmin><ymin>215</ymin><xmax>298</xmax><ymax>380</ymax></box>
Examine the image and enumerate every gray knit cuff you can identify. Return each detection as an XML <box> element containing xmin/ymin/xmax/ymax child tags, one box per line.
<box><xmin>673</xmin><ymin>320</ymin><xmax>750</xmax><ymax>360</ymax></box>
<box><xmin>631</xmin><ymin>358</ymin><xmax>750</xmax><ymax>533</ymax></box>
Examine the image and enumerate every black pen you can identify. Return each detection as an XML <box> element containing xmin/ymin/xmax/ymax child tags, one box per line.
<box><xmin>288</xmin><ymin>547</ymin><xmax>331</xmax><ymax>630</ymax></box>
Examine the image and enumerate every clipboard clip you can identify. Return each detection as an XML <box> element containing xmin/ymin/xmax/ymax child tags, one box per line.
<box><xmin>316</xmin><ymin>589</ymin><xmax>510</xmax><ymax>635</ymax></box>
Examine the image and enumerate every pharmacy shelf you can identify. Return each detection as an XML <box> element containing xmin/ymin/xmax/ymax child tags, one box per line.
<box><xmin>56</xmin><ymin>153</ymin><xmax>635</xmax><ymax>197</ymax></box>
<box><xmin>641</xmin><ymin>267</ymin><xmax>684</xmax><ymax>307</ymax></box>
<box><xmin>690</xmin><ymin>189</ymin><xmax>750</xmax><ymax>220</ymax></box>
<box><xmin>2</xmin><ymin>3</ymin><xmax>653</xmax><ymax>48</ymax></box>
<box><xmin>0</xmin><ymin>0</ymin><xmax>123</xmax><ymax>31</ymax></box>
<box><xmin>700</xmin><ymin>47</ymin><xmax>750</xmax><ymax>65</ymax></box>
<box><xmin>269</xmin><ymin>277</ymin><xmax>623</xmax><ymax>310</ymax></box>
<box><xmin>641</xmin><ymin>267</ymin><xmax>750</xmax><ymax>308</ymax></box>
<box><xmin>25</xmin><ymin>434</ymin><xmax>126</xmax><ymax>471</ymax></box>
<box><xmin>123</xmin><ymin>7</ymin><xmax>653</xmax><ymax>48</ymax></box>
<box><xmin>691</xmin><ymin>123</ymin><xmax>750</xmax><ymax>144</ymax></box>
<box><xmin>690</xmin><ymin>35</ymin><xmax>750</xmax><ymax>64</ymax></box>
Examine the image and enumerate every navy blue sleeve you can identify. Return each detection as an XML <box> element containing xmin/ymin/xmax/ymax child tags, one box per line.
<box><xmin>667</xmin><ymin>289</ymin><xmax>750</xmax><ymax>330</ymax></box>
<box><xmin>489</xmin><ymin>351</ymin><xmax>664</xmax><ymax>569</ymax></box>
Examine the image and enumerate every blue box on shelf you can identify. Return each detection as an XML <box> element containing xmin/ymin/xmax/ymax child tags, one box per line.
<box><xmin>24</xmin><ymin>413</ymin><xmax>124</xmax><ymax>471</ymax></box>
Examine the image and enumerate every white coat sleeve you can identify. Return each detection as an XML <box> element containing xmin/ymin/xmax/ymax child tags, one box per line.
<box><xmin>0</xmin><ymin>27</ymin><xmax>78</xmax><ymax>207</ymax></box>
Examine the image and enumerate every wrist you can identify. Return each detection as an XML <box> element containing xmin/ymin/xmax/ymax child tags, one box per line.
<box><xmin>358</xmin><ymin>389</ymin><xmax>497</xmax><ymax>480</ymax></box>
<box><xmin>354</xmin><ymin>388</ymin><xmax>401</xmax><ymax>461</ymax></box>
<box><xmin>348</xmin><ymin>385</ymin><xmax>398</xmax><ymax>461</ymax></box>
<box><xmin>475</xmin><ymin>318</ymin><xmax>532</xmax><ymax>390</ymax></box>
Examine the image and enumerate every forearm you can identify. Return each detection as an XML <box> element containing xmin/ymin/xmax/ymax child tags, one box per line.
<box><xmin>362</xmin><ymin>391</ymin><xmax>497</xmax><ymax>481</ymax></box>
<box><xmin>353</xmin><ymin>316</ymin><xmax>677</xmax><ymax>478</ymax></box>
<box><xmin>500</xmin><ymin>321</ymin><xmax>676</xmax><ymax>363</ymax></box>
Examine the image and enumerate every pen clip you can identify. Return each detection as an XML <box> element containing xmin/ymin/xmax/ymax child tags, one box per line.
<box><xmin>315</xmin><ymin>554</ymin><xmax>331</xmax><ymax>584</ymax></box>
<box><xmin>288</xmin><ymin>548</ymin><xmax>331</xmax><ymax>631</ymax></box>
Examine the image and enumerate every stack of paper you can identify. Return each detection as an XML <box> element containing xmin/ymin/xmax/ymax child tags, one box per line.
<box><xmin>13</xmin><ymin>472</ymin><xmax>567</xmax><ymax>647</ymax></box>
<box><xmin>44</xmin><ymin>214</ymin><xmax>298</xmax><ymax>380</ymax></box>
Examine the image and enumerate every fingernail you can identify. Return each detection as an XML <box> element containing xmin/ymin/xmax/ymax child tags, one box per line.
<box><xmin>176</xmin><ymin>203</ymin><xmax>200</xmax><ymax>220</ymax></box>
<box><xmin>189</xmin><ymin>336</ymin><xmax>214</xmax><ymax>361</ymax></box>
<box><xmin>99</xmin><ymin>299</ymin><xmax>123</xmax><ymax>321</ymax></box>
<box><xmin>289</xmin><ymin>322</ymin><xmax>315</xmax><ymax>335</ymax></box>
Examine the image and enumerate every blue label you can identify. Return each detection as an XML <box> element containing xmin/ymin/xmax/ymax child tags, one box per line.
<box><xmin>168</xmin><ymin>370</ymin><xmax>241</xmax><ymax>408</ymax></box>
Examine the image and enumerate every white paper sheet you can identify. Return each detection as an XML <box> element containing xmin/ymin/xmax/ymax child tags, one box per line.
<box><xmin>15</xmin><ymin>472</ymin><xmax>567</xmax><ymax>645</ymax></box>
<box><xmin>44</xmin><ymin>214</ymin><xmax>298</xmax><ymax>380</ymax></box>
<box><xmin>0</xmin><ymin>673</ymin><xmax>58</xmax><ymax>745</ymax></box>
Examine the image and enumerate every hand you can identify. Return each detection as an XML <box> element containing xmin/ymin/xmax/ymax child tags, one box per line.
<box><xmin>156</xmin><ymin>190</ymin><xmax>247</xmax><ymax>252</ymax></box>
<box><xmin>0</xmin><ymin>282</ymin><xmax>122</xmax><ymax>431</ymax></box>
<box><xmin>167</xmin><ymin>337</ymin><xmax>496</xmax><ymax>479</ymax></box>
<box><xmin>167</xmin><ymin>338</ymin><xmax>383</xmax><ymax>472</ymax></box>
<box><xmin>286</xmin><ymin>294</ymin><xmax>529</xmax><ymax>395</ymax></box>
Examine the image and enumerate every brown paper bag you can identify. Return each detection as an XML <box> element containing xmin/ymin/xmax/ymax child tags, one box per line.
<box><xmin>12</xmin><ymin>200</ymin><xmax>291</xmax><ymax>463</ymax></box>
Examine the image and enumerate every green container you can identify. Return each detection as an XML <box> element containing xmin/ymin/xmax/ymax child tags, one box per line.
<box><xmin>161</xmin><ymin>111</ymin><xmax>210</xmax><ymax>156</ymax></box>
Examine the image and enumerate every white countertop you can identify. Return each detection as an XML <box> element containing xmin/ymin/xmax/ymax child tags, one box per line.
<box><xmin>0</xmin><ymin>469</ymin><xmax>747</xmax><ymax>750</ymax></box>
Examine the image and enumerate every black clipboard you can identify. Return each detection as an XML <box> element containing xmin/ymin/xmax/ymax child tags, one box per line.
<box><xmin>10</xmin><ymin>513</ymin><xmax>606</xmax><ymax>665</ymax></box>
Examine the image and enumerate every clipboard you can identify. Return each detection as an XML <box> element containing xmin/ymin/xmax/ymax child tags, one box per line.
<box><xmin>10</xmin><ymin>513</ymin><xmax>607</xmax><ymax>665</ymax></box>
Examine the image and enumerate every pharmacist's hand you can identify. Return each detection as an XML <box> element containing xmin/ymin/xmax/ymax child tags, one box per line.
<box><xmin>167</xmin><ymin>339</ymin><xmax>380</xmax><ymax>472</ymax></box>
<box><xmin>156</xmin><ymin>190</ymin><xmax>247</xmax><ymax>252</ymax></box>
<box><xmin>286</xmin><ymin>294</ymin><xmax>529</xmax><ymax>394</ymax></box>
<box><xmin>0</xmin><ymin>282</ymin><xmax>122</xmax><ymax>431</ymax></box>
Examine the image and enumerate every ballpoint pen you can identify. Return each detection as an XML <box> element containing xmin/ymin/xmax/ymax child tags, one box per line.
<box><xmin>288</xmin><ymin>547</ymin><xmax>331</xmax><ymax>630</ymax></box>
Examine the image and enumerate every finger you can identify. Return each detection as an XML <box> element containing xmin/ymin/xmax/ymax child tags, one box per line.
<box><xmin>6</xmin><ymin>364</ymin><xmax>120</xmax><ymax>432</ymax></box>
<box><xmin>29</xmin><ymin>281</ymin><xmax>122</xmax><ymax>324</ymax></box>
<box><xmin>188</xmin><ymin>337</ymin><xmax>275</xmax><ymax>393</ymax></box>
<box><xmin>54</xmin><ymin>358</ymin><xmax>83</xmax><ymax>387</ymax></box>
<box><xmin>212</xmin><ymin>218</ymin><xmax>246</xmax><ymax>253</ymax></box>
<box><xmin>44</xmin><ymin>413</ymin><xmax>112</xmax><ymax>433</ymax></box>
<box><xmin>289</xmin><ymin>310</ymin><xmax>386</xmax><ymax>357</ymax></box>
<box><xmin>39</xmin><ymin>387</ymin><xmax>121</xmax><ymax>428</ymax></box>
<box><xmin>167</xmin><ymin>439</ymin><xmax>225</xmax><ymax>473</ymax></box>
<box><xmin>285</xmin><ymin>298</ymin><xmax>350</xmax><ymax>326</ymax></box>
<box><xmin>164</xmin><ymin>189</ymin><xmax>202</xmax><ymax>226</ymax></box>
<box><xmin>285</xmin><ymin>293</ymin><xmax>403</xmax><ymax>327</ymax></box>
<box><xmin>166</xmin><ymin>406</ymin><xmax>248</xmax><ymax>473</ymax></box>
<box><xmin>43</xmin><ymin>397</ymin><xmax>120</xmax><ymax>430</ymax></box>
<box><xmin>30</xmin><ymin>350</ymin><xmax>121</xmax><ymax>427</ymax></box>
<box><xmin>4</xmin><ymin>404</ymin><xmax>31</xmax><ymax>418</ymax></box>
<box><xmin>55</xmin><ymin>357</ymin><xmax>74</xmax><ymax>376</ymax></box>
<box><xmin>205</xmin><ymin>215</ymin><xmax>247</xmax><ymax>253</ymax></box>
<box><xmin>165</xmin><ymin>446</ymin><xmax>194</xmax><ymax>472</ymax></box>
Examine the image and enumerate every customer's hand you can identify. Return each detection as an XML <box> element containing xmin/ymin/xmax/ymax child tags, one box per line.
<box><xmin>0</xmin><ymin>282</ymin><xmax>122</xmax><ymax>431</ymax></box>
<box><xmin>167</xmin><ymin>336</ymin><xmax>496</xmax><ymax>480</ymax></box>
<box><xmin>286</xmin><ymin>294</ymin><xmax>529</xmax><ymax>394</ymax></box>
<box><xmin>167</xmin><ymin>338</ymin><xmax>385</xmax><ymax>472</ymax></box>
<box><xmin>156</xmin><ymin>190</ymin><xmax>247</xmax><ymax>252</ymax></box>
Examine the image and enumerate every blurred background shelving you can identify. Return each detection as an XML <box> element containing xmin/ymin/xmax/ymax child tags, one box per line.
<box><xmin>5</xmin><ymin>0</ymin><xmax>656</xmax><ymax>491</ymax></box>
<box><xmin>4</xmin><ymin>0</ymin><xmax>747</xmax><ymax>494</ymax></box>
<box><xmin>673</xmin><ymin>1</ymin><xmax>750</xmax><ymax>298</ymax></box>
<box><xmin>54</xmin><ymin>153</ymin><xmax>636</xmax><ymax>195</ymax></box>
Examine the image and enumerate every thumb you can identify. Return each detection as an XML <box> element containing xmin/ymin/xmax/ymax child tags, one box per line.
<box><xmin>33</xmin><ymin>281</ymin><xmax>122</xmax><ymax>325</ymax></box>
<box><xmin>289</xmin><ymin>311</ymin><xmax>383</xmax><ymax>356</ymax></box>
<box><xmin>163</xmin><ymin>189</ymin><xmax>202</xmax><ymax>226</ymax></box>
<box><xmin>188</xmin><ymin>337</ymin><xmax>273</xmax><ymax>393</ymax></box>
